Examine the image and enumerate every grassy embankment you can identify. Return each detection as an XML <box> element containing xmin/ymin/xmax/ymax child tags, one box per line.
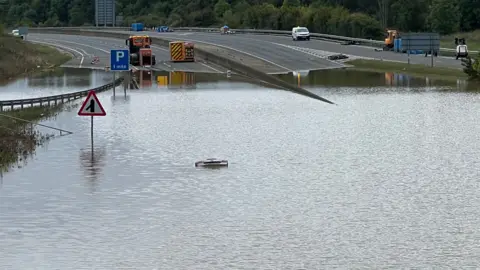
<box><xmin>441</xmin><ymin>30</ymin><xmax>480</xmax><ymax>51</ymax></box>
<box><xmin>0</xmin><ymin>33</ymin><xmax>72</xmax><ymax>172</ymax></box>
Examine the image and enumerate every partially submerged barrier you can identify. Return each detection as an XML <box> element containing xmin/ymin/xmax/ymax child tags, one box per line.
<box><xmin>0</xmin><ymin>77</ymin><xmax>123</xmax><ymax>111</ymax></box>
<box><xmin>29</xmin><ymin>28</ymin><xmax>335</xmax><ymax>104</ymax></box>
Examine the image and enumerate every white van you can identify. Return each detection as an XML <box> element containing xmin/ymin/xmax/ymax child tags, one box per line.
<box><xmin>456</xmin><ymin>44</ymin><xmax>468</xmax><ymax>59</ymax></box>
<box><xmin>292</xmin><ymin>26</ymin><xmax>310</xmax><ymax>41</ymax></box>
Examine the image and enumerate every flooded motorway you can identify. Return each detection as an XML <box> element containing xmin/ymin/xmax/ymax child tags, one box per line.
<box><xmin>1</xmin><ymin>69</ymin><xmax>479</xmax><ymax>269</ymax></box>
<box><xmin>0</xmin><ymin>68</ymin><xmax>113</xmax><ymax>100</ymax></box>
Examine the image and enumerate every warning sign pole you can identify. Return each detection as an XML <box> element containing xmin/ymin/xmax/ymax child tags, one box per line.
<box><xmin>78</xmin><ymin>91</ymin><xmax>106</xmax><ymax>152</ymax></box>
<box><xmin>90</xmin><ymin>115</ymin><xmax>94</xmax><ymax>152</ymax></box>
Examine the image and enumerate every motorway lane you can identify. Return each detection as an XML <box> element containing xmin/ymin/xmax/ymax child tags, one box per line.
<box><xmin>232</xmin><ymin>33</ymin><xmax>464</xmax><ymax>69</ymax></box>
<box><xmin>183</xmin><ymin>32</ymin><xmax>464</xmax><ymax>69</ymax></box>
<box><xmin>93</xmin><ymin>30</ymin><xmax>463</xmax><ymax>70</ymax></box>
<box><xmin>29</xmin><ymin>34</ymin><xmax>223</xmax><ymax>73</ymax></box>
<box><xmin>93</xmin><ymin>30</ymin><xmax>346</xmax><ymax>72</ymax></box>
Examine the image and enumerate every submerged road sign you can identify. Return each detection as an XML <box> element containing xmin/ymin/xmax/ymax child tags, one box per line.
<box><xmin>78</xmin><ymin>91</ymin><xmax>106</xmax><ymax>116</ymax></box>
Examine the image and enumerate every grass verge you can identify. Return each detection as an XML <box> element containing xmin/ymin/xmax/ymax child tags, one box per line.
<box><xmin>0</xmin><ymin>34</ymin><xmax>73</xmax><ymax>173</ymax></box>
<box><xmin>0</xmin><ymin>35</ymin><xmax>72</xmax><ymax>82</ymax></box>
<box><xmin>0</xmin><ymin>105</ymin><xmax>69</xmax><ymax>173</ymax></box>
<box><xmin>345</xmin><ymin>59</ymin><xmax>467</xmax><ymax>81</ymax></box>
<box><xmin>441</xmin><ymin>30</ymin><xmax>480</xmax><ymax>51</ymax></box>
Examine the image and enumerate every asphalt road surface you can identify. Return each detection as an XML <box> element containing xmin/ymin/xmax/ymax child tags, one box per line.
<box><xmin>29</xmin><ymin>34</ymin><xmax>225</xmax><ymax>73</ymax></box>
<box><xmin>93</xmin><ymin>30</ymin><xmax>464</xmax><ymax>70</ymax></box>
<box><xmin>81</xmin><ymin>30</ymin><xmax>347</xmax><ymax>73</ymax></box>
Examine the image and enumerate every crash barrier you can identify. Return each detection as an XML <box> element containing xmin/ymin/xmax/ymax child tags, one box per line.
<box><xmin>28</xmin><ymin>28</ymin><xmax>335</xmax><ymax>104</ymax></box>
<box><xmin>25</xmin><ymin>26</ymin><xmax>473</xmax><ymax>55</ymax></box>
<box><xmin>0</xmin><ymin>77</ymin><xmax>124</xmax><ymax>111</ymax></box>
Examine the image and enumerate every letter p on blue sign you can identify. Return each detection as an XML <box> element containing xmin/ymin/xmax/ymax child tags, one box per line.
<box><xmin>110</xmin><ymin>49</ymin><xmax>129</xmax><ymax>71</ymax></box>
<box><xmin>116</xmin><ymin>51</ymin><xmax>124</xmax><ymax>62</ymax></box>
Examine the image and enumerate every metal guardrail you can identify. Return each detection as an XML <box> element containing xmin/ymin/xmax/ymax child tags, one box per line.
<box><xmin>27</xmin><ymin>26</ymin><xmax>466</xmax><ymax>54</ymax></box>
<box><xmin>172</xmin><ymin>27</ymin><xmax>467</xmax><ymax>53</ymax></box>
<box><xmin>29</xmin><ymin>26</ymin><xmax>384</xmax><ymax>46</ymax></box>
<box><xmin>0</xmin><ymin>77</ymin><xmax>123</xmax><ymax>111</ymax></box>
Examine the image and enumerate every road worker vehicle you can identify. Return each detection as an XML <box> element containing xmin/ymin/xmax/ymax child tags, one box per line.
<box><xmin>169</xmin><ymin>41</ymin><xmax>195</xmax><ymax>62</ymax></box>
<box><xmin>455</xmin><ymin>38</ymin><xmax>468</xmax><ymax>59</ymax></box>
<box><xmin>157</xmin><ymin>26</ymin><xmax>173</xmax><ymax>32</ymax></box>
<box><xmin>220</xmin><ymin>25</ymin><xmax>234</xmax><ymax>34</ymax></box>
<box><xmin>383</xmin><ymin>29</ymin><xmax>399</xmax><ymax>50</ymax></box>
<box><xmin>456</xmin><ymin>44</ymin><xmax>468</xmax><ymax>59</ymax></box>
<box><xmin>125</xmin><ymin>35</ymin><xmax>156</xmax><ymax>66</ymax></box>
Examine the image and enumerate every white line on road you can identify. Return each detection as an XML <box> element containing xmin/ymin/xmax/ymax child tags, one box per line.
<box><xmin>42</xmin><ymin>39</ymin><xmax>110</xmax><ymax>54</ymax></box>
<box><xmin>152</xmin><ymin>45</ymin><xmax>169</xmax><ymax>52</ymax></box>
<box><xmin>153</xmin><ymin>45</ymin><xmax>222</xmax><ymax>72</ymax></box>
<box><xmin>200</xmin><ymin>62</ymin><xmax>222</xmax><ymax>73</ymax></box>
<box><xmin>30</xmin><ymin>40</ymin><xmax>85</xmax><ymax>68</ymax></box>
<box><xmin>149</xmin><ymin>35</ymin><xmax>292</xmax><ymax>72</ymax></box>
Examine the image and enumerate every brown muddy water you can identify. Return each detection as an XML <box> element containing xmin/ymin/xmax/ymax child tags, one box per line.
<box><xmin>1</xmin><ymin>69</ymin><xmax>479</xmax><ymax>269</ymax></box>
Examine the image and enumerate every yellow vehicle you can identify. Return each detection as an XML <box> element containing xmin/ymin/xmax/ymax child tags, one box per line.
<box><xmin>125</xmin><ymin>35</ymin><xmax>156</xmax><ymax>66</ymax></box>
<box><xmin>384</xmin><ymin>29</ymin><xmax>399</xmax><ymax>51</ymax></box>
<box><xmin>169</xmin><ymin>41</ymin><xmax>195</xmax><ymax>62</ymax></box>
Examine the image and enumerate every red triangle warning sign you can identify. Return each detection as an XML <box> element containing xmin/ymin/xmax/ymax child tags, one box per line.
<box><xmin>78</xmin><ymin>91</ymin><xmax>106</xmax><ymax>116</ymax></box>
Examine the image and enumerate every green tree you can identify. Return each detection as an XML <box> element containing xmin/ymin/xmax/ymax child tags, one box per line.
<box><xmin>427</xmin><ymin>0</ymin><xmax>459</xmax><ymax>34</ymax></box>
<box><xmin>214</xmin><ymin>0</ymin><xmax>230</xmax><ymax>19</ymax></box>
<box><xmin>458</xmin><ymin>0</ymin><xmax>480</xmax><ymax>32</ymax></box>
<box><xmin>462</xmin><ymin>54</ymin><xmax>480</xmax><ymax>80</ymax></box>
<box><xmin>2</xmin><ymin>0</ymin><xmax>466</xmax><ymax>41</ymax></box>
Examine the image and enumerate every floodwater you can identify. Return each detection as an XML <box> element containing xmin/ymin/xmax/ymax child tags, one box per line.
<box><xmin>275</xmin><ymin>68</ymin><xmax>470</xmax><ymax>90</ymax></box>
<box><xmin>0</xmin><ymin>68</ymin><xmax>114</xmax><ymax>100</ymax></box>
<box><xmin>1</xmin><ymin>69</ymin><xmax>480</xmax><ymax>269</ymax></box>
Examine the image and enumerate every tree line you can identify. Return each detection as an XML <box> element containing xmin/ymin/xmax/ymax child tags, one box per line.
<box><xmin>1</xmin><ymin>0</ymin><xmax>478</xmax><ymax>39</ymax></box>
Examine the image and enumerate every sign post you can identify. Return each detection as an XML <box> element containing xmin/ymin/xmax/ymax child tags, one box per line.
<box><xmin>110</xmin><ymin>49</ymin><xmax>130</xmax><ymax>98</ymax></box>
<box><xmin>402</xmin><ymin>32</ymin><xmax>440</xmax><ymax>67</ymax></box>
<box><xmin>78</xmin><ymin>91</ymin><xmax>107</xmax><ymax>152</ymax></box>
<box><xmin>18</xmin><ymin>27</ymin><xmax>28</xmax><ymax>40</ymax></box>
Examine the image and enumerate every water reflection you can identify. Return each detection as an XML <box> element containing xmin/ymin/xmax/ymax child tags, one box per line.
<box><xmin>275</xmin><ymin>69</ymin><xmax>472</xmax><ymax>91</ymax></box>
<box><xmin>131</xmin><ymin>71</ymin><xmax>273</xmax><ymax>90</ymax></box>
<box><xmin>79</xmin><ymin>146</ymin><xmax>107</xmax><ymax>193</ymax></box>
<box><xmin>0</xmin><ymin>68</ymin><xmax>113</xmax><ymax>100</ymax></box>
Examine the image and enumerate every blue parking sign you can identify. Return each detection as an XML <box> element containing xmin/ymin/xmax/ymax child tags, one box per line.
<box><xmin>110</xmin><ymin>50</ymin><xmax>129</xmax><ymax>71</ymax></box>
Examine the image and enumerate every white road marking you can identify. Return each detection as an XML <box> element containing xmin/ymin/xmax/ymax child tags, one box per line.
<box><xmin>42</xmin><ymin>39</ymin><xmax>110</xmax><ymax>54</ymax></box>
<box><xmin>150</xmin><ymin>35</ymin><xmax>292</xmax><ymax>72</ymax></box>
<box><xmin>200</xmin><ymin>62</ymin><xmax>222</xmax><ymax>72</ymax></box>
<box><xmin>152</xmin><ymin>45</ymin><xmax>168</xmax><ymax>52</ymax></box>
<box><xmin>30</xmin><ymin>40</ymin><xmax>85</xmax><ymax>68</ymax></box>
<box><xmin>271</xmin><ymin>42</ymin><xmax>407</xmax><ymax>64</ymax></box>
